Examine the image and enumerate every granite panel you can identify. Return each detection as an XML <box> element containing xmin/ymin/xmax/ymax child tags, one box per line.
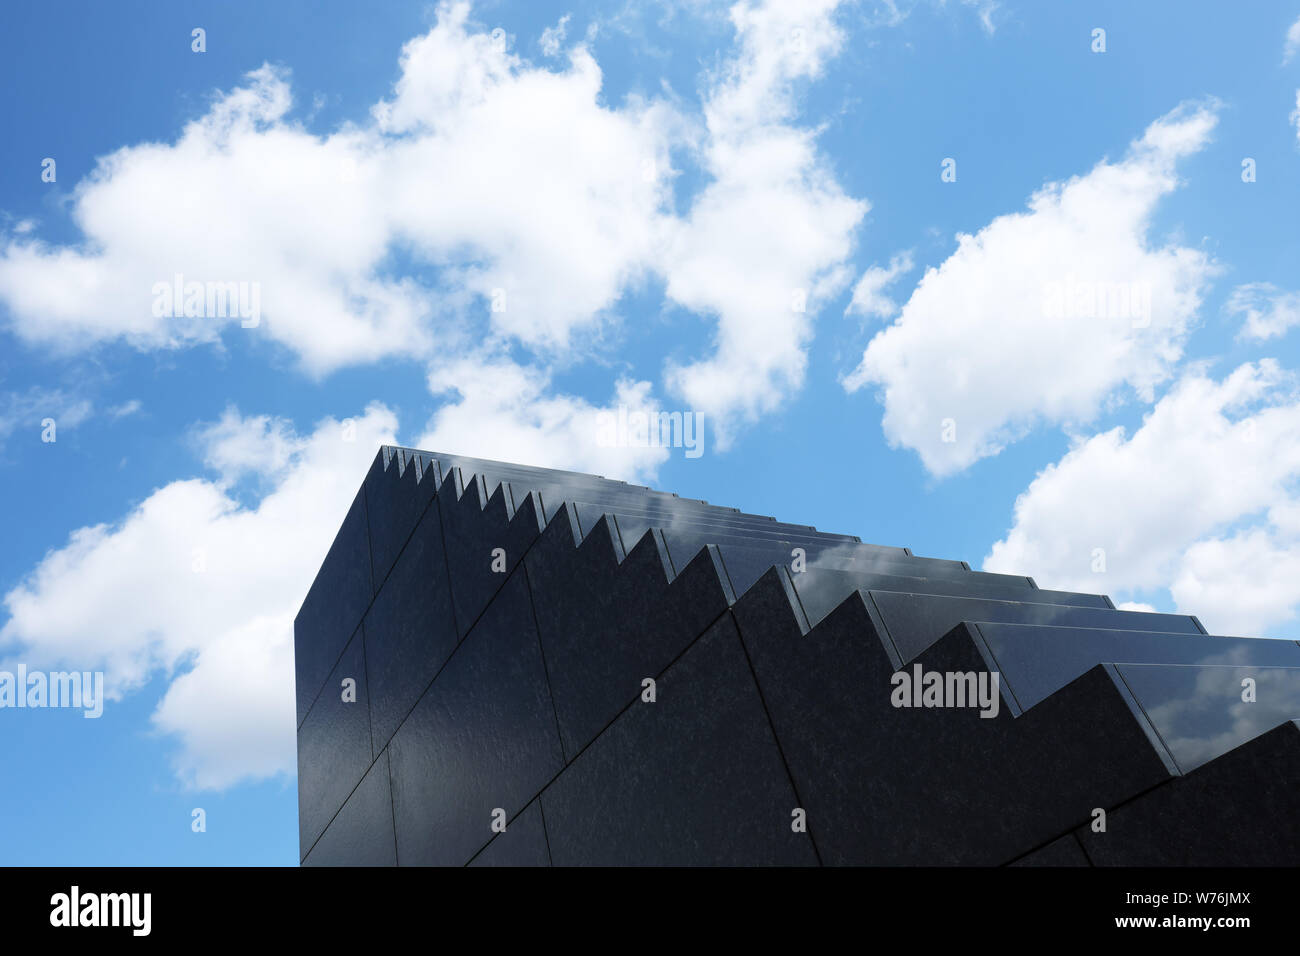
<box><xmin>788</xmin><ymin>565</ymin><xmax>1108</xmax><ymax>629</ymax></box>
<box><xmin>525</xmin><ymin>511</ymin><xmax>732</xmax><ymax>758</ymax></box>
<box><xmin>303</xmin><ymin>750</ymin><xmax>396</xmax><ymax>867</ymax></box>
<box><xmin>973</xmin><ymin>622</ymin><xmax>1300</xmax><ymax>712</ymax></box>
<box><xmin>364</xmin><ymin>450</ymin><xmax>439</xmax><ymax>592</ymax></box>
<box><xmin>1009</xmin><ymin>833</ymin><xmax>1091</xmax><ymax>867</ymax></box>
<box><xmin>541</xmin><ymin>615</ymin><xmax>818</xmax><ymax>866</ymax></box>
<box><xmin>298</xmin><ymin>629</ymin><xmax>373</xmax><ymax>858</ymax></box>
<box><xmin>1076</xmin><ymin>720</ymin><xmax>1300</xmax><ymax>866</ymax></box>
<box><xmin>468</xmin><ymin>800</ymin><xmax>551</xmax><ymax>867</ymax></box>
<box><xmin>732</xmin><ymin>569</ymin><xmax>1174</xmax><ymax>864</ymax></box>
<box><xmin>388</xmin><ymin>571</ymin><xmax>564</xmax><ymax>866</ymax></box>
<box><xmin>865</xmin><ymin>589</ymin><xmax>1201</xmax><ymax>663</ymax></box>
<box><xmin>294</xmin><ymin>488</ymin><xmax>373</xmax><ymax>727</ymax></box>
<box><xmin>437</xmin><ymin>475</ymin><xmax>544</xmax><ymax>640</ymax></box>
<box><xmin>1115</xmin><ymin>662</ymin><xmax>1300</xmax><ymax>771</ymax></box>
<box><xmin>362</xmin><ymin>503</ymin><xmax>458</xmax><ymax>754</ymax></box>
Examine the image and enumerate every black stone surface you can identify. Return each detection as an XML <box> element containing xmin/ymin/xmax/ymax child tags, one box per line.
<box><xmin>972</xmin><ymin>621</ymin><xmax>1300</xmax><ymax>712</ymax></box>
<box><xmin>387</xmin><ymin>570</ymin><xmax>564</xmax><ymax>866</ymax></box>
<box><xmin>731</xmin><ymin>572</ymin><xmax>1176</xmax><ymax>864</ymax></box>
<box><xmin>541</xmin><ymin>615</ymin><xmax>818</xmax><ymax>866</ymax></box>
<box><xmin>298</xmin><ymin>628</ymin><xmax>373</xmax><ymax>858</ymax></box>
<box><xmin>1076</xmin><ymin>720</ymin><xmax>1300</xmax><ymax>865</ymax></box>
<box><xmin>362</xmin><ymin>502</ymin><xmax>458</xmax><ymax>754</ymax></box>
<box><xmin>1009</xmin><ymin>833</ymin><xmax>1091</xmax><ymax>867</ymax></box>
<box><xmin>526</xmin><ymin>511</ymin><xmax>732</xmax><ymax>758</ymax></box>
<box><xmin>364</xmin><ymin>450</ymin><xmax>439</xmax><ymax>592</ymax></box>
<box><xmin>294</xmin><ymin>488</ymin><xmax>372</xmax><ymax>727</ymax></box>
<box><xmin>303</xmin><ymin>750</ymin><xmax>396</xmax><ymax>867</ymax></box>
<box><xmin>469</xmin><ymin>800</ymin><xmax>551</xmax><ymax>867</ymax></box>
<box><xmin>865</xmin><ymin>589</ymin><xmax>1202</xmax><ymax>663</ymax></box>
<box><xmin>789</xmin><ymin>565</ymin><xmax>1109</xmax><ymax>628</ymax></box>
<box><xmin>1115</xmin><ymin>662</ymin><xmax>1300</xmax><ymax>771</ymax></box>
<box><xmin>438</xmin><ymin>474</ymin><xmax>544</xmax><ymax>640</ymax></box>
<box><xmin>294</xmin><ymin>446</ymin><xmax>1300</xmax><ymax>866</ymax></box>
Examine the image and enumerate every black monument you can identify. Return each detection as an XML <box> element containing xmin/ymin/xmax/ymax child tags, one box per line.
<box><xmin>294</xmin><ymin>446</ymin><xmax>1300</xmax><ymax>865</ymax></box>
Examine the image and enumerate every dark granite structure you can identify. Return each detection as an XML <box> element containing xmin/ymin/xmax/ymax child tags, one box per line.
<box><xmin>295</xmin><ymin>446</ymin><xmax>1300</xmax><ymax>866</ymax></box>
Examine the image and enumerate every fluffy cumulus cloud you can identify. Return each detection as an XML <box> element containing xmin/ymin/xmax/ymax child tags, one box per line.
<box><xmin>0</xmin><ymin>67</ymin><xmax>427</xmax><ymax>372</ymax></box>
<box><xmin>1170</xmin><ymin>530</ymin><xmax>1300</xmax><ymax>637</ymax></box>
<box><xmin>1286</xmin><ymin>15</ymin><xmax>1300</xmax><ymax>63</ymax></box>
<box><xmin>984</xmin><ymin>361</ymin><xmax>1300</xmax><ymax>638</ymax></box>
<box><xmin>371</xmin><ymin>5</ymin><xmax>683</xmax><ymax>354</ymax></box>
<box><xmin>844</xmin><ymin>101</ymin><xmax>1220</xmax><ymax>476</ymax></box>
<box><xmin>0</xmin><ymin>405</ymin><xmax>398</xmax><ymax>788</ymax></box>
<box><xmin>195</xmin><ymin>407</ymin><xmax>305</xmax><ymax>482</ymax></box>
<box><xmin>0</xmin><ymin>3</ymin><xmax>679</xmax><ymax>372</ymax></box>
<box><xmin>0</xmin><ymin>0</ymin><xmax>865</xmax><ymax>448</ymax></box>
<box><xmin>662</xmin><ymin>0</ymin><xmax>867</xmax><ymax>445</ymax></box>
<box><xmin>419</xmin><ymin>354</ymin><xmax>673</xmax><ymax>483</ymax></box>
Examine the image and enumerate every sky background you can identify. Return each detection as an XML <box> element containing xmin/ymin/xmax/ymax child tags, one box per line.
<box><xmin>1</xmin><ymin>0</ymin><xmax>1299</xmax><ymax>865</ymax></box>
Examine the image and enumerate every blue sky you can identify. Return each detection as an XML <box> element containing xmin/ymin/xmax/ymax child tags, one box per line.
<box><xmin>1</xmin><ymin>0</ymin><xmax>1299</xmax><ymax>865</ymax></box>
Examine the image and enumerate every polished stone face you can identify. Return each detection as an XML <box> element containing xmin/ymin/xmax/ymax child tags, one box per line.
<box><xmin>293</xmin><ymin>445</ymin><xmax>1300</xmax><ymax>866</ymax></box>
<box><xmin>294</xmin><ymin>488</ymin><xmax>371</xmax><ymax>728</ymax></box>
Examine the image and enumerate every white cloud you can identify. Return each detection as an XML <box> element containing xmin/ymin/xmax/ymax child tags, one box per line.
<box><xmin>372</xmin><ymin>6</ymin><xmax>683</xmax><ymax>354</ymax></box>
<box><xmin>1114</xmin><ymin>600</ymin><xmax>1157</xmax><ymax>613</ymax></box>
<box><xmin>419</xmin><ymin>354</ymin><xmax>672</xmax><ymax>483</ymax></box>
<box><xmin>0</xmin><ymin>388</ymin><xmax>93</xmax><ymax>442</ymax></box>
<box><xmin>844</xmin><ymin>101</ymin><xmax>1220</xmax><ymax>476</ymax></box>
<box><xmin>662</xmin><ymin>0</ymin><xmax>867</xmax><ymax>445</ymax></box>
<box><xmin>540</xmin><ymin>14</ymin><xmax>571</xmax><ymax>56</ymax></box>
<box><xmin>0</xmin><ymin>0</ymin><xmax>867</xmax><ymax>455</ymax></box>
<box><xmin>0</xmin><ymin>3</ymin><xmax>682</xmax><ymax>373</ymax></box>
<box><xmin>1171</xmin><ymin>529</ymin><xmax>1300</xmax><ymax>637</ymax></box>
<box><xmin>1292</xmin><ymin>88</ymin><xmax>1300</xmax><ymax>146</ymax></box>
<box><xmin>845</xmin><ymin>251</ymin><xmax>914</xmax><ymax>319</ymax></box>
<box><xmin>1285</xmin><ymin>16</ymin><xmax>1300</xmax><ymax>63</ymax></box>
<box><xmin>0</xmin><ymin>64</ymin><xmax>429</xmax><ymax>372</ymax></box>
<box><xmin>151</xmin><ymin>613</ymin><xmax>298</xmax><ymax>791</ymax></box>
<box><xmin>0</xmin><ymin>405</ymin><xmax>398</xmax><ymax>789</ymax></box>
<box><xmin>958</xmin><ymin>0</ymin><xmax>998</xmax><ymax>34</ymax></box>
<box><xmin>0</xmin><ymin>390</ymin><xmax>138</xmax><ymax>445</ymax></box>
<box><xmin>194</xmin><ymin>407</ymin><xmax>305</xmax><ymax>484</ymax></box>
<box><xmin>984</xmin><ymin>361</ymin><xmax>1300</xmax><ymax>638</ymax></box>
<box><xmin>1227</xmin><ymin>282</ymin><xmax>1300</xmax><ymax>341</ymax></box>
<box><xmin>107</xmin><ymin>399</ymin><xmax>143</xmax><ymax>421</ymax></box>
